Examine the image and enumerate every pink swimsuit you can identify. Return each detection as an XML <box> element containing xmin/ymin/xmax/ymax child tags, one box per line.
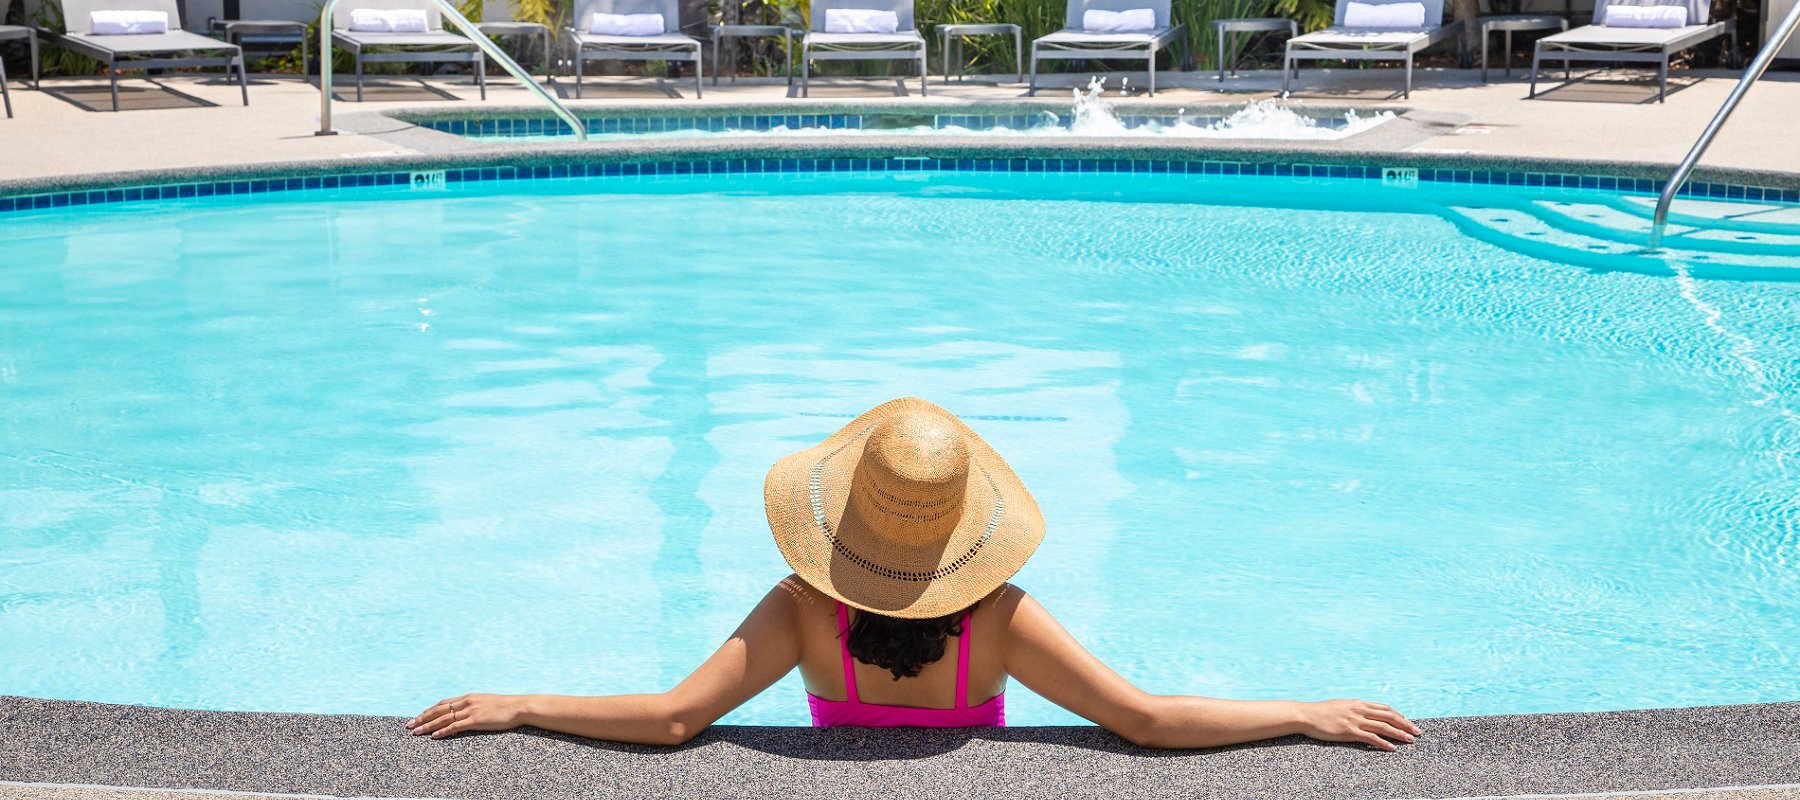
<box><xmin>807</xmin><ymin>601</ymin><xmax>1006</xmax><ymax>728</ymax></box>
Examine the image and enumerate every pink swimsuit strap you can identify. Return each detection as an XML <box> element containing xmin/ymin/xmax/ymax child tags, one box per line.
<box><xmin>836</xmin><ymin>601</ymin><xmax>973</xmax><ymax>708</ymax></box>
<box><xmin>808</xmin><ymin>602</ymin><xmax>1004</xmax><ymax>727</ymax></box>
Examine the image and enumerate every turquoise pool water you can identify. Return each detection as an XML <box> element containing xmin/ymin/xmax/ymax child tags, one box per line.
<box><xmin>2</xmin><ymin>170</ymin><xmax>1797</xmax><ymax>725</ymax></box>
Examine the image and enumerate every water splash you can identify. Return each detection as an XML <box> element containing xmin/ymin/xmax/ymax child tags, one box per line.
<box><xmin>1067</xmin><ymin>76</ymin><xmax>1130</xmax><ymax>135</ymax></box>
<box><xmin>1053</xmin><ymin>76</ymin><xmax>1391</xmax><ymax>139</ymax></box>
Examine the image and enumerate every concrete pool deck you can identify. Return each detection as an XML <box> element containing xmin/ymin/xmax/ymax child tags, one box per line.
<box><xmin>1</xmin><ymin>68</ymin><xmax>1799</xmax><ymax>185</ymax></box>
<box><xmin>2</xmin><ymin>696</ymin><xmax>1797</xmax><ymax>799</ymax></box>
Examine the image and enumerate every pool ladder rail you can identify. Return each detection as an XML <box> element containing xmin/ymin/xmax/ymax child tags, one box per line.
<box><xmin>313</xmin><ymin>0</ymin><xmax>587</xmax><ymax>141</ymax></box>
<box><xmin>1646</xmin><ymin>0</ymin><xmax>1800</xmax><ymax>251</ymax></box>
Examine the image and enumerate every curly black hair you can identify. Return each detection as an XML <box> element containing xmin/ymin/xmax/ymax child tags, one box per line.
<box><xmin>844</xmin><ymin>604</ymin><xmax>974</xmax><ymax>681</ymax></box>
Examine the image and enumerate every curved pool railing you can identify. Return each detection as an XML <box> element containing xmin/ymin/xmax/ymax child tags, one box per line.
<box><xmin>314</xmin><ymin>0</ymin><xmax>587</xmax><ymax>142</ymax></box>
<box><xmin>1648</xmin><ymin>0</ymin><xmax>1800</xmax><ymax>251</ymax></box>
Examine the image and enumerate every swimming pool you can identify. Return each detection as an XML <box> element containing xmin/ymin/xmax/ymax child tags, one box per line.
<box><xmin>2</xmin><ymin>165</ymin><xmax>1797</xmax><ymax>725</ymax></box>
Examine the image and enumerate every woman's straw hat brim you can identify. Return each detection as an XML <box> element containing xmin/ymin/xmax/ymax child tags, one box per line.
<box><xmin>765</xmin><ymin>397</ymin><xmax>1045</xmax><ymax>619</ymax></box>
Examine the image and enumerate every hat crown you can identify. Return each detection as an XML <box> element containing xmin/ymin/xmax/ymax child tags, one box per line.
<box><xmin>851</xmin><ymin>411</ymin><xmax>970</xmax><ymax>543</ymax></box>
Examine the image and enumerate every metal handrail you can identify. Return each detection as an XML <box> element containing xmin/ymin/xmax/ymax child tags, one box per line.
<box><xmin>314</xmin><ymin>0</ymin><xmax>587</xmax><ymax>140</ymax></box>
<box><xmin>1647</xmin><ymin>1</ymin><xmax>1800</xmax><ymax>250</ymax></box>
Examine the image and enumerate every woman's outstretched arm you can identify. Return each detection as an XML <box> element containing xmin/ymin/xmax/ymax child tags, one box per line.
<box><xmin>1002</xmin><ymin>590</ymin><xmax>1421</xmax><ymax>751</ymax></box>
<box><xmin>407</xmin><ymin>578</ymin><xmax>805</xmax><ymax>746</ymax></box>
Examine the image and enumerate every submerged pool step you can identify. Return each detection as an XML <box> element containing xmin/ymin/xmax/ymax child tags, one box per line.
<box><xmin>1445</xmin><ymin>205</ymin><xmax>1800</xmax><ymax>275</ymax></box>
<box><xmin>1617</xmin><ymin>195</ymin><xmax>1800</xmax><ymax>233</ymax></box>
<box><xmin>1529</xmin><ymin>200</ymin><xmax>1800</xmax><ymax>255</ymax></box>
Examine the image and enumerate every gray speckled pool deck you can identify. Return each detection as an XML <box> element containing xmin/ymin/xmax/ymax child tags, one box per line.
<box><xmin>3</xmin><ymin>697</ymin><xmax>1796</xmax><ymax>799</ymax></box>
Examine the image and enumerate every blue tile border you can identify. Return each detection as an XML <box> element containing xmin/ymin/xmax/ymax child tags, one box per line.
<box><xmin>0</xmin><ymin>156</ymin><xmax>1796</xmax><ymax>216</ymax></box>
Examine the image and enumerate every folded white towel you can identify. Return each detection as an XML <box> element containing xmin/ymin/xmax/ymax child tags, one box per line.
<box><xmin>590</xmin><ymin>12</ymin><xmax>664</xmax><ymax>35</ymax></box>
<box><xmin>388</xmin><ymin>8</ymin><xmax>427</xmax><ymax>31</ymax></box>
<box><xmin>1343</xmin><ymin>1</ymin><xmax>1427</xmax><ymax>27</ymax></box>
<box><xmin>348</xmin><ymin>8</ymin><xmax>387</xmax><ymax>30</ymax></box>
<box><xmin>90</xmin><ymin>9</ymin><xmax>169</xmax><ymax>35</ymax></box>
<box><xmin>823</xmin><ymin>8</ymin><xmax>899</xmax><ymax>33</ymax></box>
<box><xmin>1081</xmin><ymin>8</ymin><xmax>1156</xmax><ymax>32</ymax></box>
<box><xmin>348</xmin><ymin>8</ymin><xmax>429</xmax><ymax>32</ymax></box>
<box><xmin>1602</xmin><ymin>4</ymin><xmax>1688</xmax><ymax>27</ymax></box>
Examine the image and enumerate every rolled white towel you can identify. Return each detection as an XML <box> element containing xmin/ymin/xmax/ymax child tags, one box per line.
<box><xmin>590</xmin><ymin>12</ymin><xmax>664</xmax><ymax>35</ymax></box>
<box><xmin>1081</xmin><ymin>8</ymin><xmax>1156</xmax><ymax>32</ymax></box>
<box><xmin>90</xmin><ymin>9</ymin><xmax>169</xmax><ymax>34</ymax></box>
<box><xmin>348</xmin><ymin>8</ymin><xmax>394</xmax><ymax>31</ymax></box>
<box><xmin>1602</xmin><ymin>4</ymin><xmax>1688</xmax><ymax>27</ymax></box>
<box><xmin>1343</xmin><ymin>1</ymin><xmax>1427</xmax><ymax>27</ymax></box>
<box><xmin>823</xmin><ymin>8</ymin><xmax>899</xmax><ymax>33</ymax></box>
<box><xmin>387</xmin><ymin>8</ymin><xmax>428</xmax><ymax>31</ymax></box>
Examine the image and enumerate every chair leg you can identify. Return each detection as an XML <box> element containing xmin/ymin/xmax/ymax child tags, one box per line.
<box><xmin>476</xmin><ymin>54</ymin><xmax>486</xmax><ymax>100</ymax></box>
<box><xmin>1528</xmin><ymin>48</ymin><xmax>1541</xmax><ymax>97</ymax></box>
<box><xmin>1013</xmin><ymin>30</ymin><xmax>1022</xmax><ymax>83</ymax></box>
<box><xmin>694</xmin><ymin>49</ymin><xmax>703</xmax><ymax>98</ymax></box>
<box><xmin>109</xmin><ymin>57</ymin><xmax>119</xmax><ymax>111</ymax></box>
<box><xmin>941</xmin><ymin>30</ymin><xmax>949</xmax><ymax>86</ymax></box>
<box><xmin>711</xmin><ymin>34</ymin><xmax>721</xmax><ymax>85</ymax></box>
<box><xmin>1403</xmin><ymin>51</ymin><xmax>1412</xmax><ymax>98</ymax></box>
<box><xmin>1027</xmin><ymin>48</ymin><xmax>1038</xmax><ymax>95</ymax></box>
<box><xmin>1281</xmin><ymin>50</ymin><xmax>1292</xmax><ymax>93</ymax></box>
<box><xmin>784</xmin><ymin>32</ymin><xmax>793</xmax><ymax>87</ymax></box>
<box><xmin>1657</xmin><ymin>56</ymin><xmax>1666</xmax><ymax>102</ymax></box>
<box><xmin>1480</xmin><ymin>28</ymin><xmax>1489</xmax><ymax>82</ymax></box>
<box><xmin>237</xmin><ymin>55</ymin><xmax>249</xmax><ymax>105</ymax></box>
<box><xmin>575</xmin><ymin>52</ymin><xmax>583</xmax><ymax>98</ymax></box>
<box><xmin>1146</xmin><ymin>47</ymin><xmax>1155</xmax><ymax>96</ymax></box>
<box><xmin>1217</xmin><ymin>27</ymin><xmax>1225</xmax><ymax>82</ymax></box>
<box><xmin>541</xmin><ymin>30</ymin><xmax>552</xmax><ymax>79</ymax></box>
<box><xmin>800</xmin><ymin>43</ymin><xmax>809</xmax><ymax>97</ymax></box>
<box><xmin>2</xmin><ymin>58</ymin><xmax>11</xmax><ymax>119</ymax></box>
<box><xmin>29</xmin><ymin>31</ymin><xmax>41</xmax><ymax>87</ymax></box>
<box><xmin>918</xmin><ymin>50</ymin><xmax>926</xmax><ymax>96</ymax></box>
<box><xmin>355</xmin><ymin>53</ymin><xmax>364</xmax><ymax>102</ymax></box>
<box><xmin>1503</xmin><ymin>29</ymin><xmax>1512</xmax><ymax>77</ymax></box>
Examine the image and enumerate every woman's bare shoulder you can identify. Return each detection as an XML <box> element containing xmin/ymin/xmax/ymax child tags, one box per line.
<box><xmin>776</xmin><ymin>574</ymin><xmax>830</xmax><ymax>614</ymax></box>
<box><xmin>979</xmin><ymin>582</ymin><xmax>1031</xmax><ymax>623</ymax></box>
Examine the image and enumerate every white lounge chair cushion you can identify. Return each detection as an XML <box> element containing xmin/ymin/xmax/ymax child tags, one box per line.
<box><xmin>1081</xmin><ymin>8</ymin><xmax>1155</xmax><ymax>32</ymax></box>
<box><xmin>590</xmin><ymin>12</ymin><xmax>664</xmax><ymax>35</ymax></box>
<box><xmin>823</xmin><ymin>9</ymin><xmax>899</xmax><ymax>33</ymax></box>
<box><xmin>348</xmin><ymin>8</ymin><xmax>428</xmax><ymax>32</ymax></box>
<box><xmin>90</xmin><ymin>10</ymin><xmax>168</xmax><ymax>35</ymax></box>
<box><xmin>1602</xmin><ymin>4</ymin><xmax>1688</xmax><ymax>27</ymax></box>
<box><xmin>1343</xmin><ymin>1</ymin><xmax>1426</xmax><ymax>27</ymax></box>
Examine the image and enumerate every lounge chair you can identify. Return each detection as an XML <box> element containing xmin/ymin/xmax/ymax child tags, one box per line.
<box><xmin>1529</xmin><ymin>0</ymin><xmax>1735</xmax><ymax>102</ymax></box>
<box><xmin>474</xmin><ymin>0</ymin><xmax>552</xmax><ymax>79</ymax></box>
<box><xmin>800</xmin><ymin>0</ymin><xmax>927</xmax><ymax>97</ymax></box>
<box><xmin>1282</xmin><ymin>0</ymin><xmax>1461</xmax><ymax>99</ymax></box>
<box><xmin>1</xmin><ymin>0</ymin><xmax>41</xmax><ymax>118</ymax></box>
<box><xmin>332</xmin><ymin>0</ymin><xmax>485</xmax><ymax>102</ymax></box>
<box><xmin>48</xmin><ymin>0</ymin><xmax>248</xmax><ymax>111</ymax></box>
<box><xmin>210</xmin><ymin>0</ymin><xmax>311</xmax><ymax>74</ymax></box>
<box><xmin>566</xmin><ymin>0</ymin><xmax>703</xmax><ymax>98</ymax></box>
<box><xmin>1028</xmin><ymin>0</ymin><xmax>1186</xmax><ymax>96</ymax></box>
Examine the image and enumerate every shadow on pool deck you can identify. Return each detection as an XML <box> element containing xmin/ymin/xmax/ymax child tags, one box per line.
<box><xmin>2</xmin><ymin>696</ymin><xmax>1797</xmax><ymax>799</ymax></box>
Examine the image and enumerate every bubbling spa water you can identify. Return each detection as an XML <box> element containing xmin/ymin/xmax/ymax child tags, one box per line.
<box><xmin>446</xmin><ymin>78</ymin><xmax>1396</xmax><ymax>142</ymax></box>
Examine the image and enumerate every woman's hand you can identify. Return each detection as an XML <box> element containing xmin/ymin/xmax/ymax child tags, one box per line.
<box><xmin>1295</xmin><ymin>699</ymin><xmax>1421</xmax><ymax>751</ymax></box>
<box><xmin>407</xmin><ymin>693</ymin><xmax>532</xmax><ymax>739</ymax></box>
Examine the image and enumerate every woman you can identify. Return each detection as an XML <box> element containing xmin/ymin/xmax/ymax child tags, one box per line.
<box><xmin>408</xmin><ymin>397</ymin><xmax>1421</xmax><ymax>751</ymax></box>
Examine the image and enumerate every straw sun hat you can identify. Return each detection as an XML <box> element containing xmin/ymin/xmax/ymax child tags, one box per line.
<box><xmin>765</xmin><ymin>397</ymin><xmax>1046</xmax><ymax>619</ymax></box>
